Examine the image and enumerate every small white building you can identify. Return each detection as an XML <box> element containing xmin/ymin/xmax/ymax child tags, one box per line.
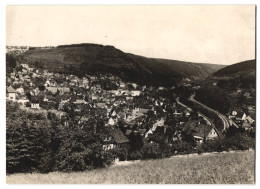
<box><xmin>17</xmin><ymin>97</ymin><xmax>29</xmax><ymax>106</ymax></box>
<box><xmin>131</xmin><ymin>90</ymin><xmax>141</xmax><ymax>96</ymax></box>
<box><xmin>31</xmin><ymin>102</ymin><xmax>40</xmax><ymax>109</ymax></box>
<box><xmin>7</xmin><ymin>86</ymin><xmax>16</xmax><ymax>102</ymax></box>
<box><xmin>16</xmin><ymin>87</ymin><xmax>25</xmax><ymax>95</ymax></box>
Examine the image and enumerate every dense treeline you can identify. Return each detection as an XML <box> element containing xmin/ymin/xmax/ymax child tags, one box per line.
<box><xmin>213</xmin><ymin>59</ymin><xmax>255</xmax><ymax>77</ymax></box>
<box><xmin>217</xmin><ymin>75</ymin><xmax>256</xmax><ymax>91</ymax></box>
<box><xmin>6</xmin><ymin>54</ymin><xmax>17</xmax><ymax>73</ymax></box>
<box><xmin>6</xmin><ymin>102</ymin><xmax>116</xmax><ymax>173</ymax></box>
<box><xmin>57</xmin><ymin>43</ymin><xmax>104</xmax><ymax>48</ymax></box>
<box><xmin>195</xmin><ymin>86</ymin><xmax>230</xmax><ymax>114</ymax></box>
<box><xmin>20</xmin><ymin>43</ymin><xmax>225</xmax><ymax>88</ymax></box>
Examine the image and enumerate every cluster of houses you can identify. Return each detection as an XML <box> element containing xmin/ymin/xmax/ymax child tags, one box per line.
<box><xmin>228</xmin><ymin>109</ymin><xmax>255</xmax><ymax>130</ymax></box>
<box><xmin>6</xmin><ymin>62</ymin><xmax>233</xmax><ymax>152</ymax></box>
<box><xmin>6</xmin><ymin>46</ymin><xmax>29</xmax><ymax>55</ymax></box>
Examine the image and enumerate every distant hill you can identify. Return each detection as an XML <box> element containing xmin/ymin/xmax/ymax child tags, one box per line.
<box><xmin>212</xmin><ymin>59</ymin><xmax>256</xmax><ymax>77</ymax></box>
<box><xmin>21</xmin><ymin>43</ymin><xmax>226</xmax><ymax>86</ymax></box>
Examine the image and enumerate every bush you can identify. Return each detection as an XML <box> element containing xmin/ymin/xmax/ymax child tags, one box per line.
<box><xmin>201</xmin><ymin>139</ymin><xmax>225</xmax><ymax>153</ymax></box>
<box><xmin>116</xmin><ymin>148</ymin><xmax>128</xmax><ymax>161</ymax></box>
<box><xmin>128</xmin><ymin>151</ymin><xmax>143</xmax><ymax>160</ymax></box>
<box><xmin>141</xmin><ymin>142</ymin><xmax>161</xmax><ymax>159</ymax></box>
<box><xmin>225</xmin><ymin>132</ymin><xmax>255</xmax><ymax>151</ymax></box>
<box><xmin>196</xmin><ymin>144</ymin><xmax>204</xmax><ymax>154</ymax></box>
<box><xmin>172</xmin><ymin>141</ymin><xmax>194</xmax><ymax>155</ymax></box>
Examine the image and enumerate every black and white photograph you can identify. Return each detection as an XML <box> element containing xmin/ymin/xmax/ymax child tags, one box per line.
<box><xmin>5</xmin><ymin>4</ymin><xmax>256</xmax><ymax>184</ymax></box>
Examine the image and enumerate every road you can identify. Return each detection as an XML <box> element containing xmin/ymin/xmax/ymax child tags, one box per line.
<box><xmin>189</xmin><ymin>94</ymin><xmax>232</xmax><ymax>131</ymax></box>
<box><xmin>176</xmin><ymin>97</ymin><xmax>192</xmax><ymax>111</ymax></box>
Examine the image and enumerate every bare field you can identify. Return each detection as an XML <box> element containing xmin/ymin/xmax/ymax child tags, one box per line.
<box><xmin>6</xmin><ymin>150</ymin><xmax>255</xmax><ymax>184</ymax></box>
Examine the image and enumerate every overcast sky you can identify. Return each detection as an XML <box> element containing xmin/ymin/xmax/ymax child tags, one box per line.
<box><xmin>6</xmin><ymin>5</ymin><xmax>255</xmax><ymax>65</ymax></box>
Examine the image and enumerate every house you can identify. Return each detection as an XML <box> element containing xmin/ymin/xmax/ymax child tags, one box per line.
<box><xmin>33</xmin><ymin>88</ymin><xmax>41</xmax><ymax>96</ymax></box>
<box><xmin>96</xmin><ymin>102</ymin><xmax>106</xmax><ymax>109</ymax></box>
<box><xmin>90</xmin><ymin>76</ymin><xmax>98</xmax><ymax>81</ymax></box>
<box><xmin>46</xmin><ymin>87</ymin><xmax>58</xmax><ymax>94</ymax></box>
<box><xmin>91</xmin><ymin>95</ymin><xmax>99</xmax><ymax>101</ymax></box>
<box><xmin>158</xmin><ymin>86</ymin><xmax>166</xmax><ymax>91</ymax></box>
<box><xmin>21</xmin><ymin>64</ymin><xmax>29</xmax><ymax>69</ymax></box>
<box><xmin>107</xmin><ymin>117</ymin><xmax>116</xmax><ymax>126</ymax></box>
<box><xmin>173</xmin><ymin>110</ymin><xmax>181</xmax><ymax>116</ymax></box>
<box><xmin>125</xmin><ymin>129</ymin><xmax>133</xmax><ymax>136</ymax></box>
<box><xmin>184</xmin><ymin>110</ymin><xmax>191</xmax><ymax>117</ymax></box>
<box><xmin>56</xmin><ymin>87</ymin><xmax>70</xmax><ymax>95</ymax></box>
<box><xmin>7</xmin><ymin>86</ymin><xmax>16</xmax><ymax>101</ymax></box>
<box><xmin>82</xmin><ymin>77</ymin><xmax>89</xmax><ymax>84</ymax></box>
<box><xmin>30</xmin><ymin>98</ymin><xmax>40</xmax><ymax>109</ymax></box>
<box><xmin>16</xmin><ymin>87</ymin><xmax>25</xmax><ymax>95</ymax></box>
<box><xmin>17</xmin><ymin>97</ymin><xmax>29</xmax><ymax>106</ymax></box>
<box><xmin>74</xmin><ymin>99</ymin><xmax>86</xmax><ymax>104</ymax></box>
<box><xmin>58</xmin><ymin>101</ymin><xmax>65</xmax><ymax>110</ymax></box>
<box><xmin>44</xmin><ymin>80</ymin><xmax>51</xmax><ymax>87</ymax></box>
<box><xmin>244</xmin><ymin>92</ymin><xmax>252</xmax><ymax>99</ymax></box>
<box><xmin>246</xmin><ymin>116</ymin><xmax>255</xmax><ymax>125</ymax></box>
<box><xmin>242</xmin><ymin>121</ymin><xmax>251</xmax><ymax>130</ymax></box>
<box><xmin>102</xmin><ymin>128</ymin><xmax>129</xmax><ymax>151</ymax></box>
<box><xmin>236</xmin><ymin>89</ymin><xmax>242</xmax><ymax>94</ymax></box>
<box><xmin>7</xmin><ymin>77</ymin><xmax>12</xmax><ymax>84</ymax></box>
<box><xmin>22</xmin><ymin>69</ymin><xmax>28</xmax><ymax>74</ymax></box>
<box><xmin>145</xmin><ymin>129</ymin><xmax>153</xmax><ymax>138</ymax></box>
<box><xmin>131</xmin><ymin>90</ymin><xmax>141</xmax><ymax>97</ymax></box>
<box><xmin>138</xmin><ymin>129</ymin><xmax>147</xmax><ymax>136</ymax></box>
<box><xmin>235</xmin><ymin>111</ymin><xmax>247</xmax><ymax>122</ymax></box>
<box><xmin>44</xmin><ymin>95</ymin><xmax>56</xmax><ymax>102</ymax></box>
<box><xmin>183</xmin><ymin>121</ymin><xmax>219</xmax><ymax>144</ymax></box>
<box><xmin>32</xmin><ymin>73</ymin><xmax>37</xmax><ymax>78</ymax></box>
<box><xmin>28</xmin><ymin>67</ymin><xmax>34</xmax><ymax>72</ymax></box>
<box><xmin>119</xmin><ymin>82</ymin><xmax>126</xmax><ymax>89</ymax></box>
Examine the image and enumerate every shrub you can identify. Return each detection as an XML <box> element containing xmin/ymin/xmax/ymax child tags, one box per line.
<box><xmin>225</xmin><ymin>132</ymin><xmax>255</xmax><ymax>151</ymax></box>
<box><xmin>196</xmin><ymin>144</ymin><xmax>204</xmax><ymax>154</ymax></box>
<box><xmin>116</xmin><ymin>148</ymin><xmax>128</xmax><ymax>161</ymax></box>
<box><xmin>141</xmin><ymin>142</ymin><xmax>161</xmax><ymax>159</ymax></box>
<box><xmin>172</xmin><ymin>141</ymin><xmax>194</xmax><ymax>155</ymax></box>
<box><xmin>128</xmin><ymin>151</ymin><xmax>143</xmax><ymax>160</ymax></box>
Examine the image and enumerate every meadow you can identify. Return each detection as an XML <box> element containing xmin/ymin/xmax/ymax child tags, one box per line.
<box><xmin>6</xmin><ymin>150</ymin><xmax>255</xmax><ymax>184</ymax></box>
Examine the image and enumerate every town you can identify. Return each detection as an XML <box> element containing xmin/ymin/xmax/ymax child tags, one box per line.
<box><xmin>5</xmin><ymin>5</ymin><xmax>256</xmax><ymax>184</ymax></box>
<box><xmin>6</xmin><ymin>55</ymin><xmax>255</xmax><ymax>153</ymax></box>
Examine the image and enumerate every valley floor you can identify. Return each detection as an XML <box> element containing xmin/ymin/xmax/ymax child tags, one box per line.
<box><xmin>6</xmin><ymin>150</ymin><xmax>255</xmax><ymax>184</ymax></box>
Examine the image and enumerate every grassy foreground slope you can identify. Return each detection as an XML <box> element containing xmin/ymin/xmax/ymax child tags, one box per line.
<box><xmin>6</xmin><ymin>150</ymin><xmax>254</xmax><ymax>184</ymax></box>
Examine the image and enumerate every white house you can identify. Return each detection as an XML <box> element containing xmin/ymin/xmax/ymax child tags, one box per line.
<box><xmin>7</xmin><ymin>86</ymin><xmax>16</xmax><ymax>101</ymax></box>
<box><xmin>131</xmin><ymin>90</ymin><xmax>141</xmax><ymax>96</ymax></box>
<box><xmin>108</xmin><ymin>118</ymin><xmax>115</xmax><ymax>126</ymax></box>
<box><xmin>17</xmin><ymin>97</ymin><xmax>29</xmax><ymax>106</ymax></box>
<box><xmin>16</xmin><ymin>87</ymin><xmax>25</xmax><ymax>95</ymax></box>
<box><xmin>21</xmin><ymin>64</ymin><xmax>29</xmax><ymax>69</ymax></box>
<box><xmin>31</xmin><ymin>102</ymin><xmax>40</xmax><ymax>109</ymax></box>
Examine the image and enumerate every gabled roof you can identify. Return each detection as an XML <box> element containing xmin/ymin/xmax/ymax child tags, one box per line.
<box><xmin>125</xmin><ymin>129</ymin><xmax>132</xmax><ymax>136</ymax></box>
<box><xmin>7</xmin><ymin>86</ymin><xmax>16</xmax><ymax>93</ymax></box>
<box><xmin>148</xmin><ymin>132</ymin><xmax>168</xmax><ymax>144</ymax></box>
<box><xmin>31</xmin><ymin>97</ymin><xmax>40</xmax><ymax>103</ymax></box>
<box><xmin>111</xmin><ymin>128</ymin><xmax>129</xmax><ymax>144</ymax></box>
<box><xmin>183</xmin><ymin>120</ymin><xmax>214</xmax><ymax>139</ymax></box>
<box><xmin>236</xmin><ymin>111</ymin><xmax>246</xmax><ymax>118</ymax></box>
